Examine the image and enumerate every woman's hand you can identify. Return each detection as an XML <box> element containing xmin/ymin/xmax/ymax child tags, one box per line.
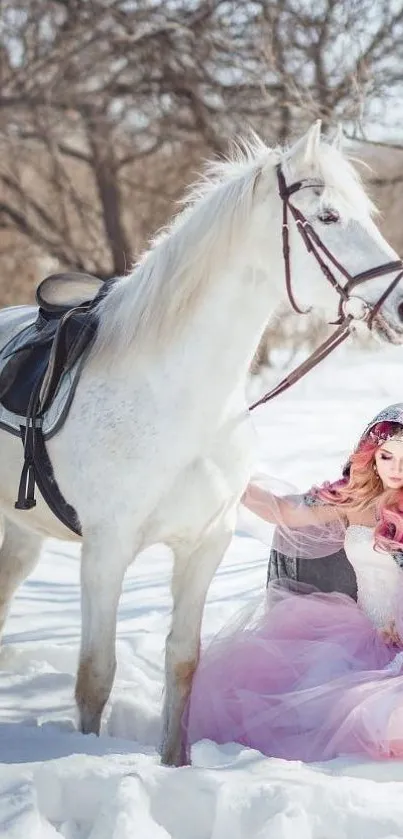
<box><xmin>241</xmin><ymin>483</ymin><xmax>270</xmax><ymax>513</ymax></box>
<box><xmin>240</xmin><ymin>483</ymin><xmax>255</xmax><ymax>506</ymax></box>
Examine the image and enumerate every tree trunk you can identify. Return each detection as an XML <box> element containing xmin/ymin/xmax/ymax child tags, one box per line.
<box><xmin>87</xmin><ymin>130</ymin><xmax>131</xmax><ymax>277</ymax></box>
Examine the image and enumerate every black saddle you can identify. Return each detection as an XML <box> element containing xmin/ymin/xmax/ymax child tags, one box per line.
<box><xmin>0</xmin><ymin>271</ymin><xmax>112</xmax><ymax>535</ymax></box>
<box><xmin>0</xmin><ymin>272</ymin><xmax>106</xmax><ymax>416</ymax></box>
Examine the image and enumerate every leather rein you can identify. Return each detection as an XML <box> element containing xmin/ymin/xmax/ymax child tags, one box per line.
<box><xmin>249</xmin><ymin>164</ymin><xmax>403</xmax><ymax>412</ymax></box>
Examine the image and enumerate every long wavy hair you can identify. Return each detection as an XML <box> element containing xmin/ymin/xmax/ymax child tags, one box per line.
<box><xmin>314</xmin><ymin>421</ymin><xmax>403</xmax><ymax>553</ymax></box>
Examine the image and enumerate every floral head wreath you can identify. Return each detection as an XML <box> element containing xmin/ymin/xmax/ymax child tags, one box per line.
<box><xmin>368</xmin><ymin>427</ymin><xmax>403</xmax><ymax>444</ymax></box>
<box><xmin>361</xmin><ymin>404</ymin><xmax>403</xmax><ymax>446</ymax></box>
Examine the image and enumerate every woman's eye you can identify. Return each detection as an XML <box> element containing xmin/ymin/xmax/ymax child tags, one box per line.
<box><xmin>317</xmin><ymin>209</ymin><xmax>340</xmax><ymax>224</ymax></box>
<box><xmin>380</xmin><ymin>454</ymin><xmax>392</xmax><ymax>460</ymax></box>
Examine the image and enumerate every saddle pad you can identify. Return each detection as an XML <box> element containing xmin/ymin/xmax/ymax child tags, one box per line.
<box><xmin>0</xmin><ymin>305</ymin><xmax>87</xmax><ymax>440</ymax></box>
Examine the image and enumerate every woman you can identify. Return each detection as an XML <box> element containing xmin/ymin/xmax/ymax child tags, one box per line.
<box><xmin>184</xmin><ymin>404</ymin><xmax>403</xmax><ymax>763</ymax></box>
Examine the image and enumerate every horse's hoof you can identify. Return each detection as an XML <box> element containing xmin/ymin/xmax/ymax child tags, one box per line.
<box><xmin>160</xmin><ymin>740</ymin><xmax>189</xmax><ymax>767</ymax></box>
<box><xmin>78</xmin><ymin>709</ymin><xmax>101</xmax><ymax>736</ymax></box>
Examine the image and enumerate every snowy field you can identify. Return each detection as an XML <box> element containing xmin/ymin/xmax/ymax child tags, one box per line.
<box><xmin>3</xmin><ymin>343</ymin><xmax>403</xmax><ymax>838</ymax></box>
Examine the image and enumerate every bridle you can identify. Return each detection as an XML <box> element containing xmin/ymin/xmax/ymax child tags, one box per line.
<box><xmin>249</xmin><ymin>164</ymin><xmax>403</xmax><ymax>411</ymax></box>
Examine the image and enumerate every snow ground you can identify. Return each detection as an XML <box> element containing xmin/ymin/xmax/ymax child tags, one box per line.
<box><xmin>2</xmin><ymin>344</ymin><xmax>403</xmax><ymax>838</ymax></box>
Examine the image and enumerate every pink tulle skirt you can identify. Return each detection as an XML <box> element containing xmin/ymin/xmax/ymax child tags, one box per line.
<box><xmin>184</xmin><ymin>583</ymin><xmax>403</xmax><ymax>762</ymax></box>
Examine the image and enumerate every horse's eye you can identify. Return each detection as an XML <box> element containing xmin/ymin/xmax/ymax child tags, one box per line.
<box><xmin>317</xmin><ymin>209</ymin><xmax>340</xmax><ymax>224</ymax></box>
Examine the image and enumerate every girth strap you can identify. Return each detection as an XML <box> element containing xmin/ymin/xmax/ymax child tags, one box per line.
<box><xmin>15</xmin><ymin>435</ymin><xmax>36</xmax><ymax>510</ymax></box>
<box><xmin>14</xmin><ymin>372</ymin><xmax>82</xmax><ymax>534</ymax></box>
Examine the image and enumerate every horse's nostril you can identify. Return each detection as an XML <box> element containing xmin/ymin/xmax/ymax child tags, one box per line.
<box><xmin>398</xmin><ymin>301</ymin><xmax>403</xmax><ymax>323</ymax></box>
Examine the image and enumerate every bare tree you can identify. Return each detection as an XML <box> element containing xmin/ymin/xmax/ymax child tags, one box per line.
<box><xmin>0</xmin><ymin>0</ymin><xmax>403</xmax><ymax>305</ymax></box>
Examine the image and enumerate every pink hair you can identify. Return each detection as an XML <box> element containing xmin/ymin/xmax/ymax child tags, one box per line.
<box><xmin>314</xmin><ymin>421</ymin><xmax>403</xmax><ymax>554</ymax></box>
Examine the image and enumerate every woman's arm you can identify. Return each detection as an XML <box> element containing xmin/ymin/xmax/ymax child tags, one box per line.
<box><xmin>241</xmin><ymin>483</ymin><xmax>342</xmax><ymax>528</ymax></box>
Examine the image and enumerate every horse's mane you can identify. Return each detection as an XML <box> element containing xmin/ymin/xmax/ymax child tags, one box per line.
<box><xmin>93</xmin><ymin>136</ymin><xmax>373</xmax><ymax>359</ymax></box>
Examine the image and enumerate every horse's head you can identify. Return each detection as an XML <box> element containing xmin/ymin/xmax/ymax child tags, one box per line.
<box><xmin>256</xmin><ymin>121</ymin><xmax>403</xmax><ymax>343</ymax></box>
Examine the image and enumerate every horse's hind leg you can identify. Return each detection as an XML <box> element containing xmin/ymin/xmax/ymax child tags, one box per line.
<box><xmin>161</xmin><ymin>525</ymin><xmax>233</xmax><ymax>766</ymax></box>
<box><xmin>0</xmin><ymin>515</ymin><xmax>43</xmax><ymax>639</ymax></box>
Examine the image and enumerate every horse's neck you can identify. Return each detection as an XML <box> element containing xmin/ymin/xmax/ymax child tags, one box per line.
<box><xmin>160</xmin><ymin>264</ymin><xmax>281</xmax><ymax>413</ymax></box>
<box><xmin>94</xmin><ymin>195</ymin><xmax>285</xmax><ymax>420</ymax></box>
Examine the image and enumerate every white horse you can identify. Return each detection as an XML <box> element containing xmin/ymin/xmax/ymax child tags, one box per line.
<box><xmin>0</xmin><ymin>122</ymin><xmax>403</xmax><ymax>765</ymax></box>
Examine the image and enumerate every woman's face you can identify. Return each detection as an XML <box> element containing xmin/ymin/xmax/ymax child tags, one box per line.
<box><xmin>375</xmin><ymin>439</ymin><xmax>403</xmax><ymax>489</ymax></box>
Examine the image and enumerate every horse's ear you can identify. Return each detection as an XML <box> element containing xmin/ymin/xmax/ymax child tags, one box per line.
<box><xmin>331</xmin><ymin>122</ymin><xmax>344</xmax><ymax>152</ymax></box>
<box><xmin>287</xmin><ymin>120</ymin><xmax>322</xmax><ymax>166</ymax></box>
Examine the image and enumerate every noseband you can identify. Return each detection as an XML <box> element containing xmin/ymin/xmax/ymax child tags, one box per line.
<box><xmin>249</xmin><ymin>164</ymin><xmax>403</xmax><ymax>411</ymax></box>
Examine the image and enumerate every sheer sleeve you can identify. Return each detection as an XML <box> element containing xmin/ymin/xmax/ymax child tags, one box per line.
<box><xmin>237</xmin><ymin>474</ymin><xmax>347</xmax><ymax>561</ymax></box>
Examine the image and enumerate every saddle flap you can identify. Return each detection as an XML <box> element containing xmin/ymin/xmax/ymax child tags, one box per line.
<box><xmin>36</xmin><ymin>272</ymin><xmax>105</xmax><ymax>314</ymax></box>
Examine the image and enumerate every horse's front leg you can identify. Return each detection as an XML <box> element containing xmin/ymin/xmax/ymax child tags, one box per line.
<box><xmin>161</xmin><ymin>525</ymin><xmax>233</xmax><ymax>766</ymax></box>
<box><xmin>75</xmin><ymin>530</ymin><xmax>134</xmax><ymax>735</ymax></box>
